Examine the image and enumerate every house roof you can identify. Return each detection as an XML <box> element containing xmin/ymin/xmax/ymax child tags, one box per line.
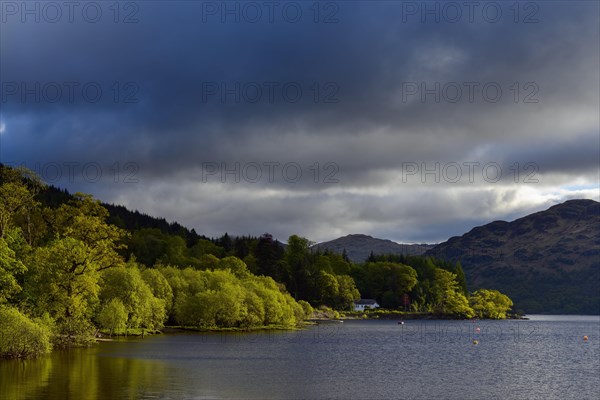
<box><xmin>354</xmin><ymin>299</ymin><xmax>378</xmax><ymax>305</ymax></box>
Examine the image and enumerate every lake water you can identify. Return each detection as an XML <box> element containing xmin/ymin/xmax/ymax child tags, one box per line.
<box><xmin>1</xmin><ymin>315</ymin><xmax>599</xmax><ymax>399</ymax></box>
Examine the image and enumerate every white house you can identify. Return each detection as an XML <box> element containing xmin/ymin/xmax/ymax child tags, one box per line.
<box><xmin>354</xmin><ymin>299</ymin><xmax>380</xmax><ymax>312</ymax></box>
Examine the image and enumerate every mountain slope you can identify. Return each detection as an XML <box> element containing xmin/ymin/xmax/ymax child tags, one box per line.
<box><xmin>315</xmin><ymin>234</ymin><xmax>434</xmax><ymax>263</ymax></box>
<box><xmin>426</xmin><ymin>199</ymin><xmax>600</xmax><ymax>314</ymax></box>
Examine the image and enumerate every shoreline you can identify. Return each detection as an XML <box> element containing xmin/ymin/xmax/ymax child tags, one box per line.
<box><xmin>337</xmin><ymin>311</ymin><xmax>529</xmax><ymax>321</ymax></box>
<box><xmin>95</xmin><ymin>324</ymin><xmax>311</xmax><ymax>339</ymax></box>
<box><xmin>97</xmin><ymin>313</ymin><xmax>533</xmax><ymax>339</ymax></box>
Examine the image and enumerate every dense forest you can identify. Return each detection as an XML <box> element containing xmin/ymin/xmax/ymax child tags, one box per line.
<box><xmin>0</xmin><ymin>166</ymin><xmax>512</xmax><ymax>358</ymax></box>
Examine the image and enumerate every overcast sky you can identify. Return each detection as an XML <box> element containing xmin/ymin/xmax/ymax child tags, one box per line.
<box><xmin>1</xmin><ymin>1</ymin><xmax>598</xmax><ymax>243</ymax></box>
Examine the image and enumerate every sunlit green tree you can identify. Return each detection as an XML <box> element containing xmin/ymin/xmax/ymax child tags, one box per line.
<box><xmin>469</xmin><ymin>289</ymin><xmax>513</xmax><ymax>319</ymax></box>
<box><xmin>26</xmin><ymin>194</ymin><xmax>128</xmax><ymax>343</ymax></box>
<box><xmin>0</xmin><ymin>232</ymin><xmax>27</xmax><ymax>303</ymax></box>
<box><xmin>0</xmin><ymin>305</ymin><xmax>52</xmax><ymax>358</ymax></box>
<box><xmin>432</xmin><ymin>269</ymin><xmax>474</xmax><ymax>318</ymax></box>
<box><xmin>100</xmin><ymin>263</ymin><xmax>166</xmax><ymax>331</ymax></box>
<box><xmin>97</xmin><ymin>298</ymin><xmax>128</xmax><ymax>335</ymax></box>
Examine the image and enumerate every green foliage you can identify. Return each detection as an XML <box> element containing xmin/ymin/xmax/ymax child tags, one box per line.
<box><xmin>0</xmin><ymin>168</ymin><xmax>311</xmax><ymax>357</ymax></box>
<box><xmin>216</xmin><ymin>256</ymin><xmax>250</xmax><ymax>278</ymax></box>
<box><xmin>315</xmin><ymin>271</ymin><xmax>339</xmax><ymax>305</ymax></box>
<box><xmin>333</xmin><ymin>275</ymin><xmax>361</xmax><ymax>310</ymax></box>
<box><xmin>188</xmin><ymin>238</ymin><xmax>225</xmax><ymax>260</ymax></box>
<box><xmin>175</xmin><ymin>290</ymin><xmax>216</xmax><ymax>327</ymax></box>
<box><xmin>245</xmin><ymin>275</ymin><xmax>292</xmax><ymax>326</ymax></box>
<box><xmin>141</xmin><ymin>268</ymin><xmax>174</xmax><ymax>314</ymax></box>
<box><xmin>209</xmin><ymin>276</ymin><xmax>247</xmax><ymax>327</ymax></box>
<box><xmin>298</xmin><ymin>300</ymin><xmax>314</xmax><ymax>317</ymax></box>
<box><xmin>0</xmin><ymin>233</ymin><xmax>27</xmax><ymax>302</ymax></box>
<box><xmin>99</xmin><ymin>263</ymin><xmax>167</xmax><ymax>331</ymax></box>
<box><xmin>242</xmin><ymin>254</ymin><xmax>258</xmax><ymax>273</ymax></box>
<box><xmin>279</xmin><ymin>235</ymin><xmax>362</xmax><ymax>311</ymax></box>
<box><xmin>128</xmin><ymin>228</ymin><xmax>171</xmax><ymax>267</ymax></box>
<box><xmin>310</xmin><ymin>271</ymin><xmax>360</xmax><ymax>310</ymax></box>
<box><xmin>0</xmin><ymin>166</ymin><xmax>45</xmax><ymax>243</ymax></box>
<box><xmin>247</xmin><ymin>274</ymin><xmax>296</xmax><ymax>326</ymax></box>
<box><xmin>469</xmin><ymin>289</ymin><xmax>513</xmax><ymax>319</ymax></box>
<box><xmin>97</xmin><ymin>298</ymin><xmax>128</xmax><ymax>335</ymax></box>
<box><xmin>27</xmin><ymin>237</ymin><xmax>102</xmax><ymax>340</ymax></box>
<box><xmin>0</xmin><ymin>178</ymin><xmax>31</xmax><ymax>237</ymax></box>
<box><xmin>23</xmin><ymin>194</ymin><xmax>129</xmax><ymax>344</ymax></box>
<box><xmin>452</xmin><ymin>262</ymin><xmax>468</xmax><ymax>295</ymax></box>
<box><xmin>128</xmin><ymin>228</ymin><xmax>193</xmax><ymax>267</ymax></box>
<box><xmin>255</xmin><ymin>234</ymin><xmax>286</xmax><ymax>281</ymax></box>
<box><xmin>0</xmin><ymin>306</ymin><xmax>52</xmax><ymax>358</ymax></box>
<box><xmin>330</xmin><ymin>253</ymin><xmax>352</xmax><ymax>275</ymax></box>
<box><xmin>198</xmin><ymin>254</ymin><xmax>220</xmax><ymax>270</ymax></box>
<box><xmin>168</xmin><ymin>267</ymin><xmax>304</xmax><ymax>329</ymax></box>
<box><xmin>431</xmin><ymin>269</ymin><xmax>474</xmax><ymax>318</ymax></box>
<box><xmin>353</xmin><ymin>262</ymin><xmax>418</xmax><ymax>308</ymax></box>
<box><xmin>353</xmin><ymin>255</ymin><xmax>484</xmax><ymax>315</ymax></box>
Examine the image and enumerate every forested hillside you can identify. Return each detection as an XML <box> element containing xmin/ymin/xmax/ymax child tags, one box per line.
<box><xmin>426</xmin><ymin>200</ymin><xmax>600</xmax><ymax>314</ymax></box>
<box><xmin>1</xmin><ymin>166</ymin><xmax>512</xmax><ymax>358</ymax></box>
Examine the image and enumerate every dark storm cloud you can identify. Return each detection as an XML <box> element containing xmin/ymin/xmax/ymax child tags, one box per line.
<box><xmin>1</xmin><ymin>1</ymin><xmax>598</xmax><ymax>242</ymax></box>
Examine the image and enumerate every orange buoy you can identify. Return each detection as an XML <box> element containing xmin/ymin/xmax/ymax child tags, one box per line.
<box><xmin>583</xmin><ymin>336</ymin><xmax>589</xmax><ymax>341</ymax></box>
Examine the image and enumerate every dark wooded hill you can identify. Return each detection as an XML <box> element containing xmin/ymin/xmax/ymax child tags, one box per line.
<box><xmin>426</xmin><ymin>199</ymin><xmax>600</xmax><ymax>314</ymax></box>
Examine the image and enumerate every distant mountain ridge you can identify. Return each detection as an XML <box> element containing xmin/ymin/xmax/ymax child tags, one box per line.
<box><xmin>426</xmin><ymin>199</ymin><xmax>600</xmax><ymax>314</ymax></box>
<box><xmin>314</xmin><ymin>234</ymin><xmax>434</xmax><ymax>263</ymax></box>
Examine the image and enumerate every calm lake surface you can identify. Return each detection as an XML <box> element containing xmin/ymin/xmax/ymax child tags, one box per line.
<box><xmin>1</xmin><ymin>315</ymin><xmax>599</xmax><ymax>400</ymax></box>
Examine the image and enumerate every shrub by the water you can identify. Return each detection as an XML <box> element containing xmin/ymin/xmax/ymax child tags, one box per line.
<box><xmin>0</xmin><ymin>306</ymin><xmax>52</xmax><ymax>358</ymax></box>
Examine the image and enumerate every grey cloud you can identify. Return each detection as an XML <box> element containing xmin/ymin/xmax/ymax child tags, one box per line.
<box><xmin>1</xmin><ymin>1</ymin><xmax>598</xmax><ymax>243</ymax></box>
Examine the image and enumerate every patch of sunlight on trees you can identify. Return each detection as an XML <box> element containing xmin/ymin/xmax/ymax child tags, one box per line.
<box><xmin>0</xmin><ymin>306</ymin><xmax>52</xmax><ymax>358</ymax></box>
<box><xmin>469</xmin><ymin>289</ymin><xmax>514</xmax><ymax>319</ymax></box>
<box><xmin>167</xmin><ymin>267</ymin><xmax>307</xmax><ymax>329</ymax></box>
